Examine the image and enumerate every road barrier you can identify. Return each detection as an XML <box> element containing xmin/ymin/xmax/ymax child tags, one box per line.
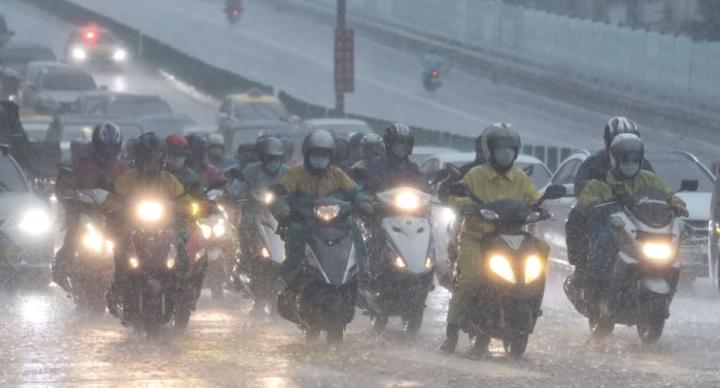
<box><xmin>24</xmin><ymin>0</ymin><xmax>573</xmax><ymax>171</ymax></box>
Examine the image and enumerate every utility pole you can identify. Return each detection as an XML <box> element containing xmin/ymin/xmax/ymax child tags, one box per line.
<box><xmin>334</xmin><ymin>0</ymin><xmax>353</xmax><ymax>115</ymax></box>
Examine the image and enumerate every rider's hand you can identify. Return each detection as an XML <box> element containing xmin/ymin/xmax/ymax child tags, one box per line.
<box><xmin>611</xmin><ymin>182</ymin><xmax>631</xmax><ymax>200</ymax></box>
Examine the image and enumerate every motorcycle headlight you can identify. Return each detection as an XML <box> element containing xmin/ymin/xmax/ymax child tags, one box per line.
<box><xmin>261</xmin><ymin>247</ymin><xmax>270</xmax><ymax>259</ymax></box>
<box><xmin>212</xmin><ymin>221</ymin><xmax>226</xmax><ymax>238</ymax></box>
<box><xmin>440</xmin><ymin>207</ymin><xmax>456</xmax><ymax>224</ymax></box>
<box><xmin>18</xmin><ymin>208</ymin><xmax>52</xmax><ymax>236</ymax></box>
<box><xmin>394</xmin><ymin>190</ymin><xmax>420</xmax><ymax>211</ymax></box>
<box><xmin>394</xmin><ymin>256</ymin><xmax>407</xmax><ymax>269</ymax></box>
<box><xmin>263</xmin><ymin>191</ymin><xmax>275</xmax><ymax>205</ymax></box>
<box><xmin>524</xmin><ymin>254</ymin><xmax>544</xmax><ymax>283</ymax></box>
<box><xmin>314</xmin><ymin>205</ymin><xmax>340</xmax><ymax>222</ymax></box>
<box><xmin>81</xmin><ymin>223</ymin><xmax>105</xmax><ymax>253</ymax></box>
<box><xmin>166</xmin><ymin>258</ymin><xmax>176</xmax><ymax>269</ymax></box>
<box><xmin>489</xmin><ymin>254</ymin><xmax>516</xmax><ymax>284</ymax></box>
<box><xmin>425</xmin><ymin>257</ymin><xmax>434</xmax><ymax>269</ymax></box>
<box><xmin>113</xmin><ymin>48</ymin><xmax>127</xmax><ymax>62</ymax></box>
<box><xmin>135</xmin><ymin>201</ymin><xmax>165</xmax><ymax>223</ymax></box>
<box><xmin>129</xmin><ymin>257</ymin><xmax>139</xmax><ymax>269</ymax></box>
<box><xmin>199</xmin><ymin>224</ymin><xmax>212</xmax><ymax>239</ymax></box>
<box><xmin>641</xmin><ymin>241</ymin><xmax>674</xmax><ymax>262</ymax></box>
<box><xmin>71</xmin><ymin>46</ymin><xmax>87</xmax><ymax>61</ymax></box>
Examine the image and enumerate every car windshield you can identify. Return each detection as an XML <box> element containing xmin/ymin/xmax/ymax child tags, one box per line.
<box><xmin>3</xmin><ymin>48</ymin><xmax>55</xmax><ymax>65</ymax></box>
<box><xmin>107</xmin><ymin>99</ymin><xmax>172</xmax><ymax>117</ymax></box>
<box><xmin>0</xmin><ymin>156</ymin><xmax>28</xmax><ymax>192</ymax></box>
<box><xmin>233</xmin><ymin>102</ymin><xmax>289</xmax><ymax>121</ymax></box>
<box><xmin>42</xmin><ymin>71</ymin><xmax>96</xmax><ymax>91</ymax></box>
<box><xmin>648</xmin><ymin>155</ymin><xmax>714</xmax><ymax>192</ymax></box>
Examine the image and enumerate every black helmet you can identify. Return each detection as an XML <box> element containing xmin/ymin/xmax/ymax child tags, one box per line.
<box><xmin>383</xmin><ymin>122</ymin><xmax>414</xmax><ymax>159</ymax></box>
<box><xmin>92</xmin><ymin>121</ymin><xmax>123</xmax><ymax>162</ymax></box>
<box><xmin>135</xmin><ymin>132</ymin><xmax>167</xmax><ymax>175</ymax></box>
<box><xmin>186</xmin><ymin>133</ymin><xmax>208</xmax><ymax>167</ymax></box>
<box><xmin>609</xmin><ymin>133</ymin><xmax>644</xmax><ymax>179</ymax></box>
<box><xmin>481</xmin><ymin>122</ymin><xmax>520</xmax><ymax>174</ymax></box>
<box><xmin>302</xmin><ymin>129</ymin><xmax>336</xmax><ymax>174</ymax></box>
<box><xmin>603</xmin><ymin>116</ymin><xmax>639</xmax><ymax>149</ymax></box>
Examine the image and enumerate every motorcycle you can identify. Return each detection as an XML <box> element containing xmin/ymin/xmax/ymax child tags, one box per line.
<box><xmin>564</xmin><ymin>181</ymin><xmax>696</xmax><ymax>344</ymax></box>
<box><xmin>359</xmin><ymin>187</ymin><xmax>434</xmax><ymax>335</ymax></box>
<box><xmin>108</xmin><ymin>195</ymin><xmax>207</xmax><ymax>338</ymax></box>
<box><xmin>225</xmin><ymin>3</ymin><xmax>242</xmax><ymax>25</ymax></box>
<box><xmin>277</xmin><ymin>193</ymin><xmax>360</xmax><ymax>344</ymax></box>
<box><xmin>449</xmin><ymin>183</ymin><xmax>566</xmax><ymax>358</ymax></box>
<box><xmin>199</xmin><ymin>189</ymin><xmax>237</xmax><ymax>300</ymax></box>
<box><xmin>422</xmin><ymin>68</ymin><xmax>442</xmax><ymax>92</ymax></box>
<box><xmin>233</xmin><ymin>189</ymin><xmax>286</xmax><ymax>312</ymax></box>
<box><xmin>58</xmin><ymin>189</ymin><xmax>113</xmax><ymax>313</ymax></box>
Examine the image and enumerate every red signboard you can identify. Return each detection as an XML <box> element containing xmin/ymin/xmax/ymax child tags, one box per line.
<box><xmin>334</xmin><ymin>28</ymin><xmax>354</xmax><ymax>93</ymax></box>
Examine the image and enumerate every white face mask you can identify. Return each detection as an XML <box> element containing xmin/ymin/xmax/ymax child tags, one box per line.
<box><xmin>619</xmin><ymin>161</ymin><xmax>640</xmax><ymax>177</ymax></box>
<box><xmin>309</xmin><ymin>155</ymin><xmax>330</xmax><ymax>170</ymax></box>
<box><xmin>493</xmin><ymin>148</ymin><xmax>516</xmax><ymax>168</ymax></box>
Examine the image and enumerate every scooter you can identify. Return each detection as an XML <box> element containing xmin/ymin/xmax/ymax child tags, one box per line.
<box><xmin>565</xmin><ymin>181</ymin><xmax>696</xmax><ymax>344</ymax></box>
<box><xmin>450</xmin><ymin>183</ymin><xmax>566</xmax><ymax>358</ymax></box>
<box><xmin>359</xmin><ymin>187</ymin><xmax>435</xmax><ymax>335</ymax></box>
<box><xmin>225</xmin><ymin>2</ymin><xmax>242</xmax><ymax>25</ymax></box>
<box><xmin>199</xmin><ymin>189</ymin><xmax>237</xmax><ymax>300</ymax></box>
<box><xmin>422</xmin><ymin>68</ymin><xmax>442</xmax><ymax>92</ymax></box>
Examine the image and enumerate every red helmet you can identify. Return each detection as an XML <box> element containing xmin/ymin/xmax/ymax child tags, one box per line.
<box><xmin>166</xmin><ymin>134</ymin><xmax>189</xmax><ymax>156</ymax></box>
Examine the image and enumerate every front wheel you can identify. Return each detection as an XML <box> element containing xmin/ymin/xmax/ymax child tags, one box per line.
<box><xmin>371</xmin><ymin>314</ymin><xmax>388</xmax><ymax>333</ymax></box>
<box><xmin>503</xmin><ymin>334</ymin><xmax>529</xmax><ymax>358</ymax></box>
<box><xmin>637</xmin><ymin>318</ymin><xmax>665</xmax><ymax>344</ymax></box>
<box><xmin>402</xmin><ymin>306</ymin><xmax>424</xmax><ymax>336</ymax></box>
<box><xmin>589</xmin><ymin>315</ymin><xmax>615</xmax><ymax>337</ymax></box>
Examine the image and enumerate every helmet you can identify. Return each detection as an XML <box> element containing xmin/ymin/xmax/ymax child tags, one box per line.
<box><xmin>208</xmin><ymin>133</ymin><xmax>225</xmax><ymax>148</ymax></box>
<box><xmin>360</xmin><ymin>133</ymin><xmax>383</xmax><ymax>159</ymax></box>
<box><xmin>302</xmin><ymin>129</ymin><xmax>336</xmax><ymax>174</ymax></box>
<box><xmin>165</xmin><ymin>134</ymin><xmax>189</xmax><ymax>156</ymax></box>
<box><xmin>91</xmin><ymin>121</ymin><xmax>123</xmax><ymax>162</ymax></box>
<box><xmin>481</xmin><ymin>122</ymin><xmax>520</xmax><ymax>173</ymax></box>
<box><xmin>383</xmin><ymin>122</ymin><xmax>414</xmax><ymax>159</ymax></box>
<box><xmin>186</xmin><ymin>133</ymin><xmax>208</xmax><ymax>167</ymax></box>
<box><xmin>603</xmin><ymin>116</ymin><xmax>639</xmax><ymax>149</ymax></box>
<box><xmin>135</xmin><ymin>132</ymin><xmax>167</xmax><ymax>175</ymax></box>
<box><xmin>609</xmin><ymin>133</ymin><xmax>644</xmax><ymax>179</ymax></box>
<box><xmin>256</xmin><ymin>136</ymin><xmax>285</xmax><ymax>158</ymax></box>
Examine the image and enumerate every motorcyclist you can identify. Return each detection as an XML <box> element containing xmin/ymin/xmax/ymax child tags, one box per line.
<box><xmin>347</xmin><ymin>132</ymin><xmax>367</xmax><ymax>167</ymax></box>
<box><xmin>575</xmin><ymin>133</ymin><xmax>687</xmax><ymax>307</ymax></box>
<box><xmin>272</xmin><ymin>129</ymin><xmax>372</xmax><ymax>286</ymax></box>
<box><xmin>186</xmin><ymin>133</ymin><xmax>225</xmax><ymax>187</ymax></box>
<box><xmin>332</xmin><ymin>135</ymin><xmax>352</xmax><ymax>172</ymax></box>
<box><xmin>440</xmin><ymin>123</ymin><xmax>546</xmax><ymax>355</ymax></box>
<box><xmin>350</xmin><ymin>133</ymin><xmax>383</xmax><ymax>171</ymax></box>
<box><xmin>52</xmin><ymin>122</ymin><xmax>127</xmax><ymax>292</ymax></box>
<box><xmin>104</xmin><ymin>132</ymin><xmax>188</xmax><ymax>315</ymax></box>
<box><xmin>165</xmin><ymin>134</ymin><xmax>203</xmax><ymax>197</ymax></box>
<box><xmin>565</xmin><ymin>117</ymin><xmax>654</xmax><ymax>293</ymax></box>
<box><xmin>233</xmin><ymin>143</ymin><xmax>259</xmax><ymax>171</ymax></box>
<box><xmin>422</xmin><ymin>51</ymin><xmax>443</xmax><ymax>77</ymax></box>
<box><xmin>208</xmin><ymin>133</ymin><xmax>233</xmax><ymax>170</ymax></box>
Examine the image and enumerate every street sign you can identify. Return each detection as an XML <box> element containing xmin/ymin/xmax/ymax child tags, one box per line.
<box><xmin>334</xmin><ymin>28</ymin><xmax>354</xmax><ymax>93</ymax></box>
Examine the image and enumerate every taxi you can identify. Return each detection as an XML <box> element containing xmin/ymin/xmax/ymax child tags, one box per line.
<box><xmin>64</xmin><ymin>25</ymin><xmax>129</xmax><ymax>68</ymax></box>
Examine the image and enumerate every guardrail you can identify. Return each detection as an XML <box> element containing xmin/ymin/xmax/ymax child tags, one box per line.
<box><xmin>23</xmin><ymin>0</ymin><xmax>573</xmax><ymax>171</ymax></box>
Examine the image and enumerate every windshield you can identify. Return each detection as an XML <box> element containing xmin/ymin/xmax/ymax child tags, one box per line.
<box><xmin>42</xmin><ymin>71</ymin><xmax>96</xmax><ymax>91</ymax></box>
<box><xmin>3</xmin><ymin>48</ymin><xmax>55</xmax><ymax>65</ymax></box>
<box><xmin>107</xmin><ymin>99</ymin><xmax>172</xmax><ymax>117</ymax></box>
<box><xmin>0</xmin><ymin>157</ymin><xmax>28</xmax><ymax>192</ymax></box>
<box><xmin>648</xmin><ymin>156</ymin><xmax>714</xmax><ymax>192</ymax></box>
<box><xmin>233</xmin><ymin>102</ymin><xmax>289</xmax><ymax>121</ymax></box>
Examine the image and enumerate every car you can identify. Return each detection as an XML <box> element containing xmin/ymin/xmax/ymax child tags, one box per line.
<box><xmin>0</xmin><ymin>146</ymin><xmax>54</xmax><ymax>285</ymax></box>
<box><xmin>21</xmin><ymin>62</ymin><xmax>96</xmax><ymax>114</ymax></box>
<box><xmin>73</xmin><ymin>91</ymin><xmax>176</xmax><ymax>118</ymax></box>
<box><xmin>0</xmin><ymin>14</ymin><xmax>14</xmax><ymax>48</ymax></box>
<box><xmin>217</xmin><ymin>89</ymin><xmax>289</xmax><ymax>132</ymax></box>
<box><xmin>0</xmin><ymin>42</ymin><xmax>56</xmax><ymax>99</ymax></box>
<box><xmin>64</xmin><ymin>26</ymin><xmax>129</xmax><ymax>67</ymax></box>
<box><xmin>536</xmin><ymin>149</ymin><xmax>714</xmax><ymax>281</ymax></box>
<box><xmin>222</xmin><ymin>120</ymin><xmax>294</xmax><ymax>153</ymax></box>
<box><xmin>300</xmin><ymin>118</ymin><xmax>373</xmax><ymax>139</ymax></box>
<box><xmin>19</xmin><ymin>113</ymin><xmax>53</xmax><ymax>142</ymax></box>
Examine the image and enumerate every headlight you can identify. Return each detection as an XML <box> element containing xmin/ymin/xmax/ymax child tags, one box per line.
<box><xmin>394</xmin><ymin>190</ymin><xmax>420</xmax><ymax>211</ymax></box>
<box><xmin>524</xmin><ymin>255</ymin><xmax>544</xmax><ymax>283</ymax></box>
<box><xmin>263</xmin><ymin>191</ymin><xmax>275</xmax><ymax>205</ymax></box>
<box><xmin>714</xmin><ymin>223</ymin><xmax>720</xmax><ymax>235</ymax></box>
<box><xmin>71</xmin><ymin>47</ymin><xmax>87</xmax><ymax>61</ymax></box>
<box><xmin>489</xmin><ymin>254</ymin><xmax>516</xmax><ymax>284</ymax></box>
<box><xmin>440</xmin><ymin>207</ymin><xmax>456</xmax><ymax>224</ymax></box>
<box><xmin>480</xmin><ymin>209</ymin><xmax>500</xmax><ymax>221</ymax></box>
<box><xmin>129</xmin><ymin>257</ymin><xmax>139</xmax><ymax>269</ymax></box>
<box><xmin>642</xmin><ymin>241</ymin><xmax>674</xmax><ymax>261</ymax></box>
<box><xmin>212</xmin><ymin>221</ymin><xmax>226</xmax><ymax>238</ymax></box>
<box><xmin>113</xmin><ymin>49</ymin><xmax>127</xmax><ymax>62</ymax></box>
<box><xmin>81</xmin><ymin>223</ymin><xmax>109</xmax><ymax>254</ymax></box>
<box><xmin>425</xmin><ymin>257</ymin><xmax>434</xmax><ymax>269</ymax></box>
<box><xmin>199</xmin><ymin>224</ymin><xmax>212</xmax><ymax>239</ymax></box>
<box><xmin>136</xmin><ymin>201</ymin><xmax>165</xmax><ymax>223</ymax></box>
<box><xmin>314</xmin><ymin>205</ymin><xmax>340</xmax><ymax>222</ymax></box>
<box><xmin>166</xmin><ymin>258</ymin><xmax>176</xmax><ymax>269</ymax></box>
<box><xmin>394</xmin><ymin>256</ymin><xmax>407</xmax><ymax>269</ymax></box>
<box><xmin>18</xmin><ymin>208</ymin><xmax>52</xmax><ymax>236</ymax></box>
<box><xmin>261</xmin><ymin>247</ymin><xmax>270</xmax><ymax>259</ymax></box>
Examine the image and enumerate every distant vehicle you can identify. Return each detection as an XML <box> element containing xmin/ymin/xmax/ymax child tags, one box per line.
<box><xmin>45</xmin><ymin>115</ymin><xmax>144</xmax><ymax>163</ymax></box>
<box><xmin>217</xmin><ymin>89</ymin><xmax>289</xmax><ymax>132</ymax></box>
<box><xmin>74</xmin><ymin>91</ymin><xmax>174</xmax><ymax>118</ymax></box>
<box><xmin>0</xmin><ymin>42</ymin><xmax>56</xmax><ymax>99</ymax></box>
<box><xmin>19</xmin><ymin>113</ymin><xmax>53</xmax><ymax>142</ymax></box>
<box><xmin>21</xmin><ymin>62</ymin><xmax>96</xmax><ymax>114</ymax></box>
<box><xmin>0</xmin><ymin>14</ymin><xmax>14</xmax><ymax>48</ymax></box>
<box><xmin>64</xmin><ymin>26</ymin><xmax>129</xmax><ymax>67</ymax></box>
<box><xmin>224</xmin><ymin>0</ymin><xmax>243</xmax><ymax>25</ymax></box>
<box><xmin>300</xmin><ymin>118</ymin><xmax>373</xmax><ymax>139</ymax></box>
<box><xmin>535</xmin><ymin>149</ymin><xmax>713</xmax><ymax>281</ymax></box>
<box><xmin>0</xmin><ymin>147</ymin><xmax>54</xmax><ymax>286</ymax></box>
<box><xmin>222</xmin><ymin>120</ymin><xmax>294</xmax><ymax>156</ymax></box>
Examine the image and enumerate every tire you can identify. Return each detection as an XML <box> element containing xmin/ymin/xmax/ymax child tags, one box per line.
<box><xmin>503</xmin><ymin>334</ymin><xmax>529</xmax><ymax>358</ymax></box>
<box><xmin>470</xmin><ymin>333</ymin><xmax>491</xmax><ymax>356</ymax></box>
<box><xmin>589</xmin><ymin>315</ymin><xmax>615</xmax><ymax>337</ymax></box>
<box><xmin>637</xmin><ymin>318</ymin><xmax>665</xmax><ymax>344</ymax></box>
<box><xmin>402</xmin><ymin>307</ymin><xmax>424</xmax><ymax>336</ymax></box>
<box><xmin>371</xmin><ymin>314</ymin><xmax>388</xmax><ymax>333</ymax></box>
<box><xmin>173</xmin><ymin>302</ymin><xmax>192</xmax><ymax>332</ymax></box>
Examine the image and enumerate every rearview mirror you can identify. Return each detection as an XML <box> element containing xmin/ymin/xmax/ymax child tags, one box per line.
<box><xmin>541</xmin><ymin>184</ymin><xmax>567</xmax><ymax>201</ymax></box>
<box><xmin>679</xmin><ymin>179</ymin><xmax>699</xmax><ymax>193</ymax></box>
<box><xmin>448</xmin><ymin>182</ymin><xmax>471</xmax><ymax>198</ymax></box>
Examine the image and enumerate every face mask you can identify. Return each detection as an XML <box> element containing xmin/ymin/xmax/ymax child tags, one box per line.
<box><xmin>167</xmin><ymin>156</ymin><xmax>186</xmax><ymax>171</ymax></box>
<box><xmin>264</xmin><ymin>160</ymin><xmax>281</xmax><ymax>174</ymax></box>
<box><xmin>493</xmin><ymin>148</ymin><xmax>516</xmax><ymax>168</ymax></box>
<box><xmin>619</xmin><ymin>161</ymin><xmax>640</xmax><ymax>177</ymax></box>
<box><xmin>391</xmin><ymin>143</ymin><xmax>410</xmax><ymax>159</ymax></box>
<box><xmin>309</xmin><ymin>156</ymin><xmax>330</xmax><ymax>171</ymax></box>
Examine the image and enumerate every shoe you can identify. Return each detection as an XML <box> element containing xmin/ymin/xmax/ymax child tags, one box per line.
<box><xmin>439</xmin><ymin>324</ymin><xmax>460</xmax><ymax>354</ymax></box>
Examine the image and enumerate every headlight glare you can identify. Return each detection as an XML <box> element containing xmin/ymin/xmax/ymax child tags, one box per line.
<box><xmin>72</xmin><ymin>47</ymin><xmax>87</xmax><ymax>61</ymax></box>
<box><xmin>394</xmin><ymin>256</ymin><xmax>407</xmax><ymax>269</ymax></box>
<box><xmin>394</xmin><ymin>190</ymin><xmax>420</xmax><ymax>210</ymax></box>
<box><xmin>441</xmin><ymin>207</ymin><xmax>456</xmax><ymax>224</ymax></box>
<box><xmin>129</xmin><ymin>257</ymin><xmax>139</xmax><ymax>269</ymax></box>
<box><xmin>642</xmin><ymin>241</ymin><xmax>674</xmax><ymax>261</ymax></box>
<box><xmin>524</xmin><ymin>254</ymin><xmax>544</xmax><ymax>283</ymax></box>
<box><xmin>136</xmin><ymin>201</ymin><xmax>165</xmax><ymax>223</ymax></box>
<box><xmin>489</xmin><ymin>254</ymin><xmax>516</xmax><ymax>284</ymax></box>
<box><xmin>212</xmin><ymin>222</ymin><xmax>226</xmax><ymax>238</ymax></box>
<box><xmin>113</xmin><ymin>49</ymin><xmax>127</xmax><ymax>62</ymax></box>
<box><xmin>314</xmin><ymin>205</ymin><xmax>340</xmax><ymax>222</ymax></box>
<box><xmin>18</xmin><ymin>208</ymin><xmax>52</xmax><ymax>235</ymax></box>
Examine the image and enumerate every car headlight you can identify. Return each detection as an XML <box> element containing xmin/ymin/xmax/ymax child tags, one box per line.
<box><xmin>489</xmin><ymin>254</ymin><xmax>516</xmax><ymax>284</ymax></box>
<box><xmin>18</xmin><ymin>208</ymin><xmax>52</xmax><ymax>236</ymax></box>
<box><xmin>440</xmin><ymin>207</ymin><xmax>456</xmax><ymax>224</ymax></box>
<box><xmin>425</xmin><ymin>257</ymin><xmax>434</xmax><ymax>269</ymax></box>
<box><xmin>113</xmin><ymin>49</ymin><xmax>127</xmax><ymax>62</ymax></box>
<box><xmin>135</xmin><ymin>201</ymin><xmax>165</xmax><ymax>223</ymax></box>
<box><xmin>394</xmin><ymin>190</ymin><xmax>420</xmax><ymax>211</ymax></box>
<box><xmin>642</xmin><ymin>241</ymin><xmax>674</xmax><ymax>261</ymax></box>
<box><xmin>524</xmin><ymin>254</ymin><xmax>544</xmax><ymax>283</ymax></box>
<box><xmin>71</xmin><ymin>47</ymin><xmax>87</xmax><ymax>61</ymax></box>
<box><xmin>314</xmin><ymin>205</ymin><xmax>340</xmax><ymax>222</ymax></box>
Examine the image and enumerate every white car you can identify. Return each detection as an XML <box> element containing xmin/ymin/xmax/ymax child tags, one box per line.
<box><xmin>22</xmin><ymin>62</ymin><xmax>96</xmax><ymax>114</ymax></box>
<box><xmin>537</xmin><ymin>150</ymin><xmax>714</xmax><ymax>281</ymax></box>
